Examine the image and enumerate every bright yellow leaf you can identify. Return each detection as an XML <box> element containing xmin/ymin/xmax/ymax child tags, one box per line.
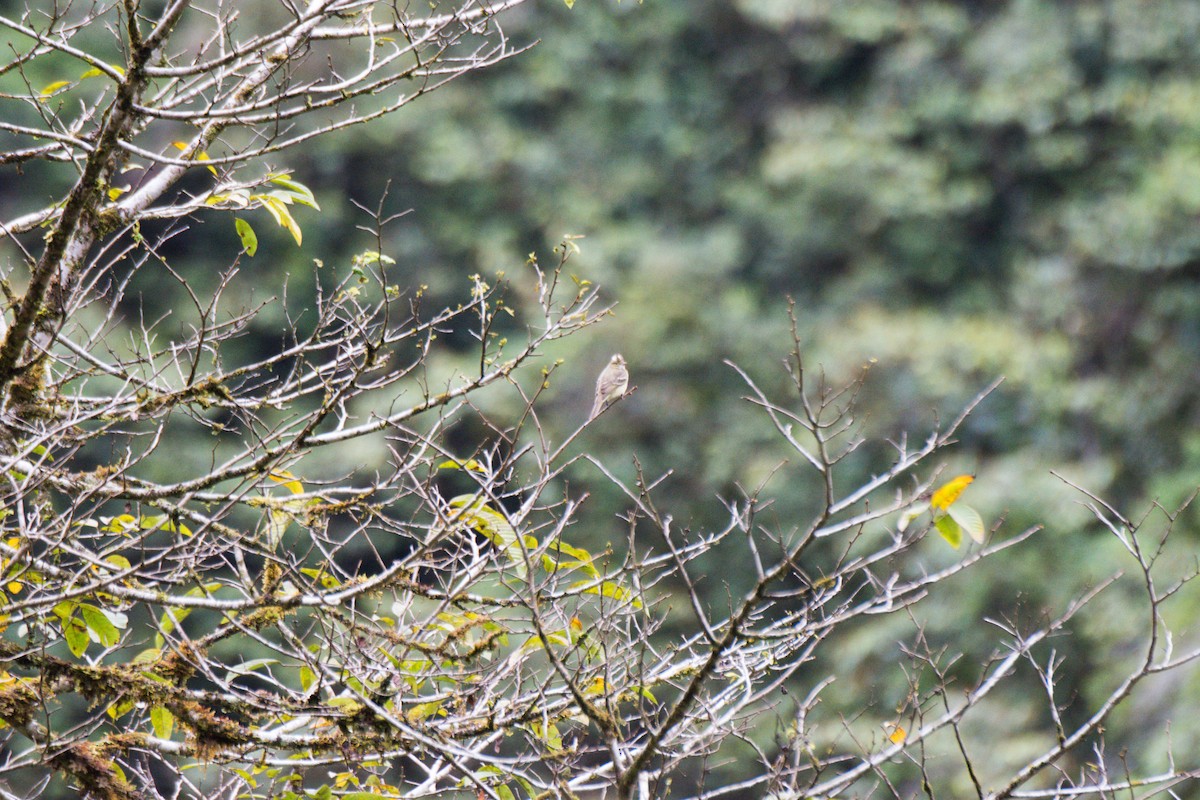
<box><xmin>438</xmin><ymin>458</ymin><xmax>485</xmax><ymax>472</ymax></box>
<box><xmin>268</xmin><ymin>470</ymin><xmax>304</xmax><ymax>495</ymax></box>
<box><xmin>171</xmin><ymin>141</ymin><xmax>218</xmax><ymax>176</ymax></box>
<box><xmin>931</xmin><ymin>474</ymin><xmax>974</xmax><ymax>511</ymax></box>
<box><xmin>40</xmin><ymin>80</ymin><xmax>71</xmax><ymax>96</ymax></box>
<box><xmin>80</xmin><ymin>64</ymin><xmax>124</xmax><ymax>79</ymax></box>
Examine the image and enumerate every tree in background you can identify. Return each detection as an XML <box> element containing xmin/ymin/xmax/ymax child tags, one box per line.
<box><xmin>0</xmin><ymin>1</ymin><xmax>1198</xmax><ymax>799</ymax></box>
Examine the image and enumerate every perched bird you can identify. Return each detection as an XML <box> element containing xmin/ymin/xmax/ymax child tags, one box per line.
<box><xmin>590</xmin><ymin>354</ymin><xmax>629</xmax><ymax>418</ymax></box>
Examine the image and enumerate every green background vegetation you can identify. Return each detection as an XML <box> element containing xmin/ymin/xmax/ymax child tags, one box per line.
<box><xmin>316</xmin><ymin>1</ymin><xmax>1200</xmax><ymax>790</ymax></box>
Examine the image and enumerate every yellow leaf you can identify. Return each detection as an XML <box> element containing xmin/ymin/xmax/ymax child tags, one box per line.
<box><xmin>104</xmin><ymin>513</ymin><xmax>139</xmax><ymax>533</ymax></box>
<box><xmin>256</xmin><ymin>195</ymin><xmax>303</xmax><ymax>246</ymax></box>
<box><xmin>196</xmin><ymin>151</ymin><xmax>218</xmax><ymax>176</ymax></box>
<box><xmin>886</xmin><ymin>723</ymin><xmax>906</xmax><ymax>744</ymax></box>
<box><xmin>406</xmin><ymin>700</ymin><xmax>444</xmax><ymax>722</ymax></box>
<box><xmin>172</xmin><ymin>141</ymin><xmax>218</xmax><ymax>176</ymax></box>
<box><xmin>438</xmin><ymin>459</ymin><xmax>485</xmax><ymax>472</ymax></box>
<box><xmin>268</xmin><ymin>470</ymin><xmax>304</xmax><ymax>495</ymax></box>
<box><xmin>40</xmin><ymin>80</ymin><xmax>71</xmax><ymax>96</ymax></box>
<box><xmin>931</xmin><ymin>474</ymin><xmax>974</xmax><ymax>511</ymax></box>
<box><xmin>80</xmin><ymin>64</ymin><xmax>125</xmax><ymax>79</ymax></box>
<box><xmin>327</xmin><ymin>696</ymin><xmax>362</xmax><ymax>714</ymax></box>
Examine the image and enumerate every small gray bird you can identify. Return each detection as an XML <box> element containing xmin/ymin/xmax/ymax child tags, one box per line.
<box><xmin>590</xmin><ymin>354</ymin><xmax>629</xmax><ymax>418</ymax></box>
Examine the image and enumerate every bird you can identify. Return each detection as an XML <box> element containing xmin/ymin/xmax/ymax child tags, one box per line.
<box><xmin>590</xmin><ymin>354</ymin><xmax>629</xmax><ymax>418</ymax></box>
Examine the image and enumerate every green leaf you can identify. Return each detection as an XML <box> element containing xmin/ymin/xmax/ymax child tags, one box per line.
<box><xmin>299</xmin><ymin>567</ymin><xmax>340</xmax><ymax>589</ymax></box>
<box><xmin>544</xmin><ymin>540</ymin><xmax>600</xmax><ymax>578</ymax></box>
<box><xmin>107</xmin><ymin>697</ymin><xmax>135</xmax><ymax>720</ymax></box>
<box><xmin>156</xmin><ymin>584</ymin><xmax>217</xmax><ymax>643</ymax></box>
<box><xmin>634</xmin><ymin>684</ymin><xmax>657</xmax><ymax>703</ymax></box>
<box><xmin>447</xmin><ymin>495</ymin><xmax>530</xmax><ymax>579</ymax></box>
<box><xmin>235</xmin><ymin>218</ymin><xmax>258</xmax><ymax>256</ymax></box>
<box><xmin>150</xmin><ymin>705</ymin><xmax>174</xmax><ymax>739</ymax></box>
<box><xmin>406</xmin><ymin>700</ymin><xmax>444</xmax><ymax>722</ymax></box>
<box><xmin>231</xmin><ymin>767</ymin><xmax>258</xmax><ymax>788</ymax></box>
<box><xmin>268</xmin><ymin>175</ymin><xmax>321</xmax><ymax>209</ymax></box>
<box><xmin>158</xmin><ymin>607</ymin><xmax>191</xmax><ymax>640</ymax></box>
<box><xmin>79</xmin><ymin>603</ymin><xmax>120</xmax><ymax>647</ymax></box>
<box><xmin>63</xmin><ymin>615</ymin><xmax>90</xmax><ymax>657</ymax></box>
<box><xmin>132</xmin><ymin>648</ymin><xmax>161</xmax><ymax>665</ymax></box>
<box><xmin>104</xmin><ymin>554</ymin><xmax>132</xmax><ymax>571</ymax></box>
<box><xmin>511</xmin><ymin>774</ymin><xmax>535</xmax><ymax>797</ymax></box>
<box><xmin>226</xmin><ymin>658</ymin><xmax>279</xmax><ymax>678</ymax></box>
<box><xmin>947</xmin><ymin>503</ymin><xmax>986</xmax><ymax>544</ymax></box>
<box><xmin>934</xmin><ymin>513</ymin><xmax>963</xmax><ymax>549</ymax></box>
<box><xmin>530</xmin><ymin>721</ymin><xmax>564</xmax><ymax>753</ymax></box>
<box><xmin>139</xmin><ymin>515</ymin><xmax>192</xmax><ymax>536</ymax></box>
<box><xmin>256</xmin><ymin>195</ymin><xmax>303</xmax><ymax>246</ymax></box>
<box><xmin>353</xmin><ymin>250</ymin><xmax>395</xmax><ymax>267</ymax></box>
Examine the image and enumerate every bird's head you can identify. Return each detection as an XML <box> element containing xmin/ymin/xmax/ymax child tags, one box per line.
<box><xmin>611</xmin><ymin>354</ymin><xmax>625</xmax><ymax>365</ymax></box>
